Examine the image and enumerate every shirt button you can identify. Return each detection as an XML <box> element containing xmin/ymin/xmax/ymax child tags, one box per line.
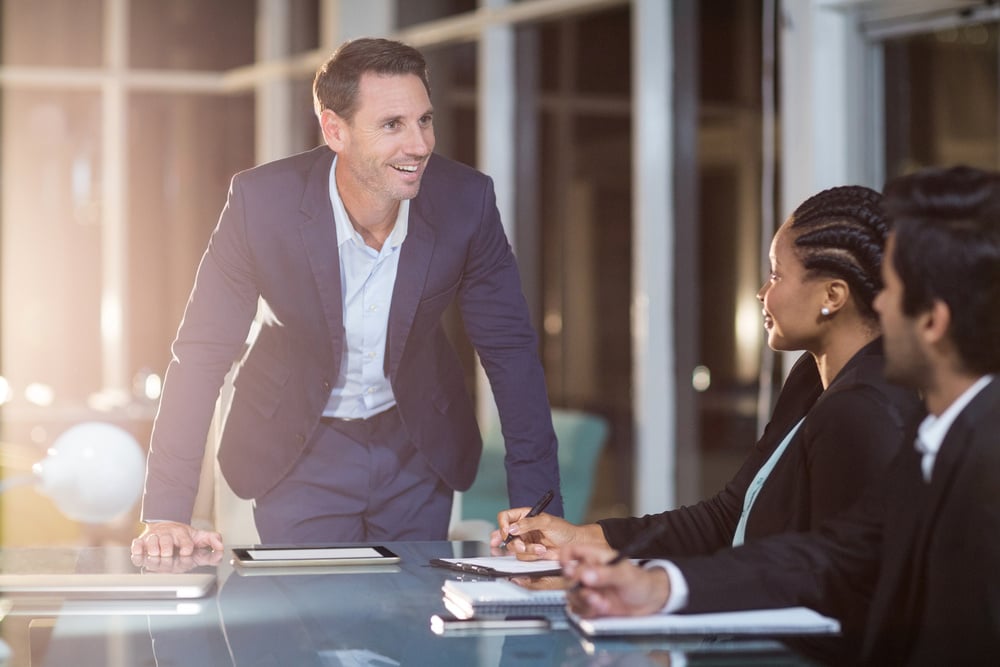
<box><xmin>369</xmin><ymin>305</ymin><xmax>377</xmax><ymax>312</ymax></box>
<box><xmin>367</xmin><ymin>387</ymin><xmax>375</xmax><ymax>394</ymax></box>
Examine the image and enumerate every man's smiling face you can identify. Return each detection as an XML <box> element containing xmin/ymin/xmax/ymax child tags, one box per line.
<box><xmin>330</xmin><ymin>72</ymin><xmax>435</xmax><ymax>207</ymax></box>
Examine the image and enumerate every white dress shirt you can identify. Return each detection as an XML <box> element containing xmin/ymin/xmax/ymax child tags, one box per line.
<box><xmin>323</xmin><ymin>156</ymin><xmax>408</xmax><ymax>419</ymax></box>
<box><xmin>915</xmin><ymin>374</ymin><xmax>993</xmax><ymax>481</ymax></box>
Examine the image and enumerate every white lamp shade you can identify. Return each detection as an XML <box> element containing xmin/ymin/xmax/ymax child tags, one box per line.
<box><xmin>32</xmin><ymin>422</ymin><xmax>145</xmax><ymax>523</ymax></box>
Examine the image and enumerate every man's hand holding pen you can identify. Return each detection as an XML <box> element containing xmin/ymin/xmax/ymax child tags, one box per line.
<box><xmin>559</xmin><ymin>543</ymin><xmax>672</xmax><ymax>618</ymax></box>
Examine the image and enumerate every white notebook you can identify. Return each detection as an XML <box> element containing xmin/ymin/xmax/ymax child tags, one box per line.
<box><xmin>442</xmin><ymin>579</ymin><xmax>566</xmax><ymax>618</ymax></box>
<box><xmin>568</xmin><ymin>606</ymin><xmax>841</xmax><ymax>637</ymax></box>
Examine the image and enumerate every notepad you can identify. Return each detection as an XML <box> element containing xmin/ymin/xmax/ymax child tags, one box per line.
<box><xmin>429</xmin><ymin>556</ymin><xmax>561</xmax><ymax>577</ymax></box>
<box><xmin>568</xmin><ymin>606</ymin><xmax>841</xmax><ymax>637</ymax></box>
<box><xmin>442</xmin><ymin>579</ymin><xmax>566</xmax><ymax>618</ymax></box>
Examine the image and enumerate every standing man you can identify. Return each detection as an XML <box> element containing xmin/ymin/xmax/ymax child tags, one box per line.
<box><xmin>132</xmin><ymin>38</ymin><xmax>562</xmax><ymax>556</ymax></box>
<box><xmin>560</xmin><ymin>165</ymin><xmax>1000</xmax><ymax>665</ymax></box>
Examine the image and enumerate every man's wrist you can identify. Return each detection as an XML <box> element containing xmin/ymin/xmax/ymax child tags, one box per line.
<box><xmin>644</xmin><ymin>559</ymin><xmax>689</xmax><ymax>614</ymax></box>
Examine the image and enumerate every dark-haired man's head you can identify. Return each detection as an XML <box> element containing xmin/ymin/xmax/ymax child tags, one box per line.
<box><xmin>875</xmin><ymin>166</ymin><xmax>1000</xmax><ymax>388</ymax></box>
<box><xmin>313</xmin><ymin>38</ymin><xmax>430</xmax><ymax>121</ymax></box>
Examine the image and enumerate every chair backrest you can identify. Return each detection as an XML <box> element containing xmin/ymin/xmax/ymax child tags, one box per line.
<box><xmin>460</xmin><ymin>408</ymin><xmax>609</xmax><ymax>526</ymax></box>
<box><xmin>551</xmin><ymin>409</ymin><xmax>609</xmax><ymax>524</ymax></box>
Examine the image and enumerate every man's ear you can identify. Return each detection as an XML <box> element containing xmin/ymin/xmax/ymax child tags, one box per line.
<box><xmin>320</xmin><ymin>109</ymin><xmax>347</xmax><ymax>151</ymax></box>
<box><xmin>919</xmin><ymin>299</ymin><xmax>952</xmax><ymax>347</ymax></box>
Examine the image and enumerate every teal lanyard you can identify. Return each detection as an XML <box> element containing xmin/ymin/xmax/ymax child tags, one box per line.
<box><xmin>732</xmin><ymin>417</ymin><xmax>806</xmax><ymax>547</ymax></box>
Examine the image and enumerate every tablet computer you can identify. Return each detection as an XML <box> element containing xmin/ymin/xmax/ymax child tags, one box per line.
<box><xmin>230</xmin><ymin>545</ymin><xmax>400</xmax><ymax>568</ymax></box>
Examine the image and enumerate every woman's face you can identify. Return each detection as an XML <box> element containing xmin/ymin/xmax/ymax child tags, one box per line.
<box><xmin>756</xmin><ymin>223</ymin><xmax>827</xmax><ymax>352</ymax></box>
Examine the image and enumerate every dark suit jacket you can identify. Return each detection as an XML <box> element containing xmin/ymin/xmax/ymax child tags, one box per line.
<box><xmin>599</xmin><ymin>339</ymin><xmax>921</xmax><ymax>558</ymax></box>
<box><xmin>141</xmin><ymin>146</ymin><xmax>562</xmax><ymax>523</ymax></box>
<box><xmin>675</xmin><ymin>377</ymin><xmax>1000</xmax><ymax>666</ymax></box>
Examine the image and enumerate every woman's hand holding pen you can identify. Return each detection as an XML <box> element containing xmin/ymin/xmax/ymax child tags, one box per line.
<box><xmin>559</xmin><ymin>543</ymin><xmax>672</xmax><ymax>618</ymax></box>
<box><xmin>489</xmin><ymin>510</ymin><xmax>609</xmax><ymax>560</ymax></box>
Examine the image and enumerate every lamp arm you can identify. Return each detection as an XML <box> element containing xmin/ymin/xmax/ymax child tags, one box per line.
<box><xmin>0</xmin><ymin>474</ymin><xmax>36</xmax><ymax>494</ymax></box>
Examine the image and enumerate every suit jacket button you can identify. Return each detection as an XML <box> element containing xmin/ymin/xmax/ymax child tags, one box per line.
<box><xmin>296</xmin><ymin>433</ymin><xmax>306</xmax><ymax>443</ymax></box>
<box><xmin>322</xmin><ymin>380</ymin><xmax>331</xmax><ymax>390</ymax></box>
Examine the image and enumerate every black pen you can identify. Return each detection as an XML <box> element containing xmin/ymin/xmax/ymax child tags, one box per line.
<box><xmin>501</xmin><ymin>489</ymin><xmax>555</xmax><ymax>547</ymax></box>
<box><xmin>567</xmin><ymin>521</ymin><xmax>670</xmax><ymax>592</ymax></box>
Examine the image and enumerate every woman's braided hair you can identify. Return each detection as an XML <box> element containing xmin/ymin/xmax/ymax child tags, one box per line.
<box><xmin>787</xmin><ymin>185</ymin><xmax>889</xmax><ymax>321</ymax></box>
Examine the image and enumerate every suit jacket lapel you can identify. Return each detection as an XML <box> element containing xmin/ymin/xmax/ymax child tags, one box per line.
<box><xmin>910</xmin><ymin>379</ymin><xmax>999</xmax><ymax>561</ymax></box>
<box><xmin>864</xmin><ymin>379</ymin><xmax>999</xmax><ymax>662</ymax></box>
<box><xmin>386</xmin><ymin>199</ymin><xmax>435</xmax><ymax>379</ymax></box>
<box><xmin>298</xmin><ymin>149</ymin><xmax>345</xmax><ymax>359</ymax></box>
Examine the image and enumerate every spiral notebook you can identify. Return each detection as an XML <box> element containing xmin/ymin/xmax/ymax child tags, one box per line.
<box><xmin>442</xmin><ymin>579</ymin><xmax>566</xmax><ymax>619</ymax></box>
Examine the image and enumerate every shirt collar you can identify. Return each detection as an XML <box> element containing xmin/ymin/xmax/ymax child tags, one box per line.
<box><xmin>916</xmin><ymin>374</ymin><xmax>995</xmax><ymax>457</ymax></box>
<box><xmin>329</xmin><ymin>155</ymin><xmax>409</xmax><ymax>251</ymax></box>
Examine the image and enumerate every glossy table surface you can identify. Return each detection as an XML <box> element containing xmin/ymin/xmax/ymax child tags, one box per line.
<box><xmin>0</xmin><ymin>543</ymin><xmax>824</xmax><ymax>667</ymax></box>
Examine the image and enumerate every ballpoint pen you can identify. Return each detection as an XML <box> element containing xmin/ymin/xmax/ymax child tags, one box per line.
<box><xmin>501</xmin><ymin>489</ymin><xmax>555</xmax><ymax>548</ymax></box>
<box><xmin>567</xmin><ymin>520</ymin><xmax>670</xmax><ymax>593</ymax></box>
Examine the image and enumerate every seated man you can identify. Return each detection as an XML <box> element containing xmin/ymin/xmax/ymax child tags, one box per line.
<box><xmin>560</xmin><ymin>165</ymin><xmax>1000</xmax><ymax>666</ymax></box>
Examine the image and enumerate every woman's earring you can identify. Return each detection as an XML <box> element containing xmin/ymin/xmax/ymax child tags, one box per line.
<box><xmin>821</xmin><ymin>307</ymin><xmax>831</xmax><ymax>317</ymax></box>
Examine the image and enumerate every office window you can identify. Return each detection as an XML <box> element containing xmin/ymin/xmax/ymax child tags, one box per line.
<box><xmin>518</xmin><ymin>7</ymin><xmax>634</xmax><ymax>514</ymax></box>
<box><xmin>1</xmin><ymin>0</ymin><xmax>103</xmax><ymax>67</ymax></box>
<box><xmin>129</xmin><ymin>0</ymin><xmax>256</xmax><ymax>70</ymax></box>
<box><xmin>695</xmin><ymin>0</ymin><xmax>772</xmax><ymax>496</ymax></box>
<box><xmin>126</xmin><ymin>92</ymin><xmax>256</xmax><ymax>385</ymax></box>
<box><xmin>396</xmin><ymin>0</ymin><xmax>477</xmax><ymax>28</ymax></box>
<box><xmin>883</xmin><ymin>22</ymin><xmax>999</xmax><ymax>175</ymax></box>
<box><xmin>1</xmin><ymin>90</ymin><xmax>104</xmax><ymax>402</ymax></box>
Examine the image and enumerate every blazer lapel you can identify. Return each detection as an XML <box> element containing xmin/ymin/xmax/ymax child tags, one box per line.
<box><xmin>298</xmin><ymin>149</ymin><xmax>345</xmax><ymax>359</ymax></box>
<box><xmin>386</xmin><ymin>200</ymin><xmax>435</xmax><ymax>378</ymax></box>
<box><xmin>864</xmin><ymin>379</ymin><xmax>999</xmax><ymax>662</ymax></box>
<box><xmin>910</xmin><ymin>379</ymin><xmax>999</xmax><ymax>560</ymax></box>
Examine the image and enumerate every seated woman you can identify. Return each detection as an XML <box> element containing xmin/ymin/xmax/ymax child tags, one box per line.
<box><xmin>492</xmin><ymin>185</ymin><xmax>922</xmax><ymax>560</ymax></box>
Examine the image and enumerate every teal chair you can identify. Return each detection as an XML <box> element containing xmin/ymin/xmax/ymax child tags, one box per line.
<box><xmin>459</xmin><ymin>408</ymin><xmax>609</xmax><ymax>526</ymax></box>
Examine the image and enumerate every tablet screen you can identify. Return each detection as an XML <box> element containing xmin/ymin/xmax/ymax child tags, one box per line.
<box><xmin>231</xmin><ymin>545</ymin><xmax>399</xmax><ymax>567</ymax></box>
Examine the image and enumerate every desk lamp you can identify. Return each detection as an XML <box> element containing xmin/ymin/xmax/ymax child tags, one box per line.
<box><xmin>21</xmin><ymin>422</ymin><xmax>145</xmax><ymax>523</ymax></box>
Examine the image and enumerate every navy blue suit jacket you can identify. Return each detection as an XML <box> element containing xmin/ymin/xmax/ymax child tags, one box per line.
<box><xmin>141</xmin><ymin>146</ymin><xmax>562</xmax><ymax>523</ymax></box>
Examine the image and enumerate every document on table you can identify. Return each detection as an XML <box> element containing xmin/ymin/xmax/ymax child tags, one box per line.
<box><xmin>568</xmin><ymin>606</ymin><xmax>841</xmax><ymax>637</ymax></box>
<box><xmin>429</xmin><ymin>556</ymin><xmax>561</xmax><ymax>577</ymax></box>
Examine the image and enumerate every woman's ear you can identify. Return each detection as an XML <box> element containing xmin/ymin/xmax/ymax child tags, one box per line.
<box><xmin>821</xmin><ymin>279</ymin><xmax>850</xmax><ymax>315</ymax></box>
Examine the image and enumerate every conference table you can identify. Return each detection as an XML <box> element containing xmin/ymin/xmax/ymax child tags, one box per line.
<box><xmin>0</xmin><ymin>542</ymin><xmax>825</xmax><ymax>666</ymax></box>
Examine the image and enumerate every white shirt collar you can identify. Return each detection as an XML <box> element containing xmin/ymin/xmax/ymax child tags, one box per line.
<box><xmin>915</xmin><ymin>374</ymin><xmax>995</xmax><ymax>480</ymax></box>
<box><xmin>329</xmin><ymin>155</ymin><xmax>409</xmax><ymax>251</ymax></box>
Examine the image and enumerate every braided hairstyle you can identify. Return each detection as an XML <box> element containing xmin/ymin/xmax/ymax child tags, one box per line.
<box><xmin>787</xmin><ymin>185</ymin><xmax>889</xmax><ymax>322</ymax></box>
